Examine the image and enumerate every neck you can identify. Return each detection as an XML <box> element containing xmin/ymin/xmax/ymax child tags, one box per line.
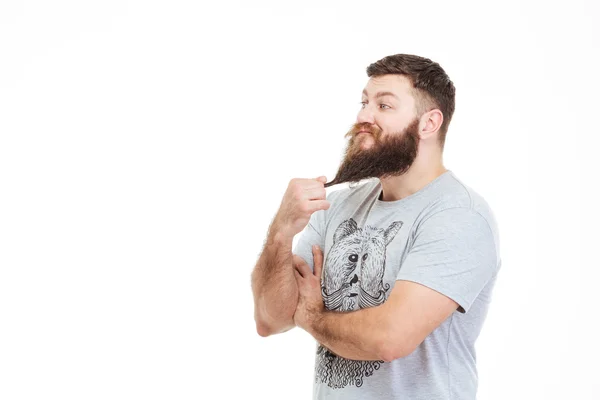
<box><xmin>378</xmin><ymin>156</ymin><xmax>447</xmax><ymax>202</ymax></box>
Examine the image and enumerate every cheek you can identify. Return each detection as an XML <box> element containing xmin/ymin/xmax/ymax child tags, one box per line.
<box><xmin>379</xmin><ymin>109</ymin><xmax>409</xmax><ymax>129</ymax></box>
<box><xmin>374</xmin><ymin>117</ymin><xmax>396</xmax><ymax>135</ymax></box>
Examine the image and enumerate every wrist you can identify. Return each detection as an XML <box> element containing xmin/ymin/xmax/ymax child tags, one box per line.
<box><xmin>305</xmin><ymin>306</ymin><xmax>325</xmax><ymax>336</ymax></box>
<box><xmin>269</xmin><ymin>221</ymin><xmax>295</xmax><ymax>244</ymax></box>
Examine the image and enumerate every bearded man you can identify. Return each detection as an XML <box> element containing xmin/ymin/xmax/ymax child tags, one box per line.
<box><xmin>251</xmin><ymin>53</ymin><xmax>501</xmax><ymax>400</ymax></box>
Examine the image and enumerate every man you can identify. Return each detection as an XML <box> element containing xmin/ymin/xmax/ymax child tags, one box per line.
<box><xmin>251</xmin><ymin>53</ymin><xmax>501</xmax><ymax>400</ymax></box>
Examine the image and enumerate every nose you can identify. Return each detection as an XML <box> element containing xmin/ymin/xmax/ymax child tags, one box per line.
<box><xmin>350</xmin><ymin>274</ymin><xmax>359</xmax><ymax>285</ymax></box>
<box><xmin>357</xmin><ymin>105</ymin><xmax>375</xmax><ymax>125</ymax></box>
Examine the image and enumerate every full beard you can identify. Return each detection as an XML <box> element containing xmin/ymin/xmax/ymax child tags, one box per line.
<box><xmin>324</xmin><ymin>118</ymin><xmax>421</xmax><ymax>188</ymax></box>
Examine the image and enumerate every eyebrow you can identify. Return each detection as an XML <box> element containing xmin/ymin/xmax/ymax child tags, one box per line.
<box><xmin>362</xmin><ymin>89</ymin><xmax>399</xmax><ymax>100</ymax></box>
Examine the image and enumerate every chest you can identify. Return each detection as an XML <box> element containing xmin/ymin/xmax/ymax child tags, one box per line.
<box><xmin>319</xmin><ymin>213</ymin><xmax>416</xmax><ymax>311</ymax></box>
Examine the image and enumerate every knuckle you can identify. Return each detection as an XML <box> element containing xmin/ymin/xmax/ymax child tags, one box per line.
<box><xmin>289</xmin><ymin>179</ymin><xmax>301</xmax><ymax>191</ymax></box>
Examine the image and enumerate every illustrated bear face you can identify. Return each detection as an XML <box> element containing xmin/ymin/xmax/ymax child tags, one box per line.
<box><xmin>322</xmin><ymin>218</ymin><xmax>403</xmax><ymax>312</ymax></box>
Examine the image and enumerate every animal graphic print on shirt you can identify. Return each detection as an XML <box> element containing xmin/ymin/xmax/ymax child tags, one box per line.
<box><xmin>316</xmin><ymin>218</ymin><xmax>403</xmax><ymax>389</ymax></box>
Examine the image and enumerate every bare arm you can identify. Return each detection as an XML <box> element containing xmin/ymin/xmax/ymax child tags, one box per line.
<box><xmin>251</xmin><ymin>221</ymin><xmax>298</xmax><ymax>337</ymax></box>
<box><xmin>293</xmin><ymin>248</ymin><xmax>460</xmax><ymax>362</ymax></box>
<box><xmin>307</xmin><ymin>307</ymin><xmax>387</xmax><ymax>361</ymax></box>
<box><xmin>251</xmin><ymin>176</ymin><xmax>330</xmax><ymax>337</ymax></box>
<box><xmin>300</xmin><ymin>281</ymin><xmax>459</xmax><ymax>362</ymax></box>
<box><xmin>292</xmin><ymin>245</ymin><xmax>388</xmax><ymax>360</ymax></box>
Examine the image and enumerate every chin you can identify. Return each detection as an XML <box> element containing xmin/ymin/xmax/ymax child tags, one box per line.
<box><xmin>360</xmin><ymin>136</ymin><xmax>375</xmax><ymax>147</ymax></box>
<box><xmin>356</xmin><ymin>141</ymin><xmax>374</xmax><ymax>152</ymax></box>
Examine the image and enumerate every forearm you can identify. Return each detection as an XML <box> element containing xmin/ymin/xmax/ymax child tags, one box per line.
<box><xmin>307</xmin><ymin>307</ymin><xmax>388</xmax><ymax>361</ymax></box>
<box><xmin>251</xmin><ymin>224</ymin><xmax>298</xmax><ymax>335</ymax></box>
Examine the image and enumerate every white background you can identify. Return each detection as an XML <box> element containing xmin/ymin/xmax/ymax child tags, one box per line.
<box><xmin>1</xmin><ymin>1</ymin><xmax>598</xmax><ymax>399</ymax></box>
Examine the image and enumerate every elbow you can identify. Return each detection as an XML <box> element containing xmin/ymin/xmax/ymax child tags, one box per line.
<box><xmin>256</xmin><ymin>320</ymin><xmax>273</xmax><ymax>337</ymax></box>
<box><xmin>253</xmin><ymin>296</ymin><xmax>296</xmax><ymax>338</ymax></box>
<box><xmin>379</xmin><ymin>342</ymin><xmax>399</xmax><ymax>363</ymax></box>
<box><xmin>253</xmin><ymin>300</ymin><xmax>272</xmax><ymax>337</ymax></box>
<box><xmin>254</xmin><ymin>308</ymin><xmax>294</xmax><ymax>338</ymax></box>
<box><xmin>377</xmin><ymin>331</ymin><xmax>414</xmax><ymax>363</ymax></box>
<box><xmin>379</xmin><ymin>341</ymin><xmax>411</xmax><ymax>363</ymax></box>
<box><xmin>254</xmin><ymin>307</ymin><xmax>276</xmax><ymax>337</ymax></box>
<box><xmin>255</xmin><ymin>318</ymin><xmax>294</xmax><ymax>337</ymax></box>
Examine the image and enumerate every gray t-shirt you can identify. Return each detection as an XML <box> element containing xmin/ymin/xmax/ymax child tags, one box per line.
<box><xmin>292</xmin><ymin>170</ymin><xmax>501</xmax><ymax>400</ymax></box>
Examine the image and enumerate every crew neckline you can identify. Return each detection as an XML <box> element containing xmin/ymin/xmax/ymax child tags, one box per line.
<box><xmin>373</xmin><ymin>170</ymin><xmax>454</xmax><ymax>208</ymax></box>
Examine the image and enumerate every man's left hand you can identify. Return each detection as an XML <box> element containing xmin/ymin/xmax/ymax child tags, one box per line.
<box><xmin>293</xmin><ymin>245</ymin><xmax>325</xmax><ymax>331</ymax></box>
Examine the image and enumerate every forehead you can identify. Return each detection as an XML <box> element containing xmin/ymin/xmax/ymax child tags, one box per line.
<box><xmin>362</xmin><ymin>74</ymin><xmax>414</xmax><ymax>100</ymax></box>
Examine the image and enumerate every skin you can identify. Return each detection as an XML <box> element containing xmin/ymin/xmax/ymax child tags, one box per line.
<box><xmin>293</xmin><ymin>246</ymin><xmax>460</xmax><ymax>362</ymax></box>
<box><xmin>291</xmin><ymin>74</ymin><xmax>460</xmax><ymax>361</ymax></box>
<box><xmin>251</xmin><ymin>177</ymin><xmax>329</xmax><ymax>337</ymax></box>
<box><xmin>328</xmin><ymin>74</ymin><xmax>449</xmax><ymax>198</ymax></box>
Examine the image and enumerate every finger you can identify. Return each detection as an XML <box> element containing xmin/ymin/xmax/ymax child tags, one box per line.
<box><xmin>292</xmin><ymin>254</ymin><xmax>307</xmax><ymax>267</ymax></box>
<box><xmin>307</xmin><ymin>200</ymin><xmax>331</xmax><ymax>213</ymax></box>
<box><xmin>314</xmin><ymin>176</ymin><xmax>327</xmax><ymax>184</ymax></box>
<box><xmin>295</xmin><ymin>261</ymin><xmax>312</xmax><ymax>278</ymax></box>
<box><xmin>304</xmin><ymin>187</ymin><xmax>327</xmax><ymax>201</ymax></box>
<box><xmin>299</xmin><ymin>177</ymin><xmax>326</xmax><ymax>190</ymax></box>
<box><xmin>313</xmin><ymin>245</ymin><xmax>324</xmax><ymax>278</ymax></box>
<box><xmin>294</xmin><ymin>269</ymin><xmax>303</xmax><ymax>284</ymax></box>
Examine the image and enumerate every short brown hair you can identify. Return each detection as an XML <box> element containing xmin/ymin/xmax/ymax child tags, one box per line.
<box><xmin>366</xmin><ymin>54</ymin><xmax>455</xmax><ymax>150</ymax></box>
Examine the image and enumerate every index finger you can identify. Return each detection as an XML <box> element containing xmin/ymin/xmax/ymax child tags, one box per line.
<box><xmin>301</xmin><ymin>177</ymin><xmax>326</xmax><ymax>190</ymax></box>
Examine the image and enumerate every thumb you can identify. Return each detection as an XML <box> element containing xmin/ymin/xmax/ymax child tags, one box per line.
<box><xmin>315</xmin><ymin>176</ymin><xmax>327</xmax><ymax>183</ymax></box>
<box><xmin>313</xmin><ymin>244</ymin><xmax>324</xmax><ymax>279</ymax></box>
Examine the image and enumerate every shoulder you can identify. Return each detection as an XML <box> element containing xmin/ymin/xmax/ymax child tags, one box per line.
<box><xmin>416</xmin><ymin>206</ymin><xmax>500</xmax><ymax>271</ymax></box>
<box><xmin>420</xmin><ymin>172</ymin><xmax>499</xmax><ymax>239</ymax></box>
<box><xmin>414</xmin><ymin>207</ymin><xmax>500</xmax><ymax>270</ymax></box>
<box><xmin>414</xmin><ymin>173</ymin><xmax>501</xmax><ymax>264</ymax></box>
<box><xmin>446</xmin><ymin>173</ymin><xmax>501</xmax><ymax>257</ymax></box>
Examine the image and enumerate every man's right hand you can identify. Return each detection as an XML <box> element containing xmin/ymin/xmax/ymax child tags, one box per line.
<box><xmin>272</xmin><ymin>176</ymin><xmax>331</xmax><ymax>239</ymax></box>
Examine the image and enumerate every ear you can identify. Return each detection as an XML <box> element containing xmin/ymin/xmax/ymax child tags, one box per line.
<box><xmin>333</xmin><ymin>218</ymin><xmax>358</xmax><ymax>244</ymax></box>
<box><xmin>384</xmin><ymin>221</ymin><xmax>403</xmax><ymax>246</ymax></box>
<box><xmin>421</xmin><ymin>109</ymin><xmax>444</xmax><ymax>138</ymax></box>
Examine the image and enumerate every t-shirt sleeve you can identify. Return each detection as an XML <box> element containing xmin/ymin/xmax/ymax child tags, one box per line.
<box><xmin>292</xmin><ymin>190</ymin><xmax>338</xmax><ymax>273</ymax></box>
<box><xmin>396</xmin><ymin>207</ymin><xmax>499</xmax><ymax>314</ymax></box>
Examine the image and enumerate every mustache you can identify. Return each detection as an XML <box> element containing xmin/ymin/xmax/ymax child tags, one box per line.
<box><xmin>343</xmin><ymin>123</ymin><xmax>382</xmax><ymax>140</ymax></box>
<box><xmin>321</xmin><ymin>282</ymin><xmax>390</xmax><ymax>310</ymax></box>
<box><xmin>321</xmin><ymin>284</ymin><xmax>349</xmax><ymax>310</ymax></box>
<box><xmin>358</xmin><ymin>284</ymin><xmax>390</xmax><ymax>308</ymax></box>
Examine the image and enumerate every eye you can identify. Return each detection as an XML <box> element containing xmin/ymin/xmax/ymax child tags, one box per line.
<box><xmin>379</xmin><ymin>104</ymin><xmax>391</xmax><ymax>109</ymax></box>
<box><xmin>359</xmin><ymin>101</ymin><xmax>367</xmax><ymax>109</ymax></box>
<box><xmin>362</xmin><ymin>253</ymin><xmax>368</xmax><ymax>261</ymax></box>
<box><xmin>348</xmin><ymin>254</ymin><xmax>358</xmax><ymax>263</ymax></box>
